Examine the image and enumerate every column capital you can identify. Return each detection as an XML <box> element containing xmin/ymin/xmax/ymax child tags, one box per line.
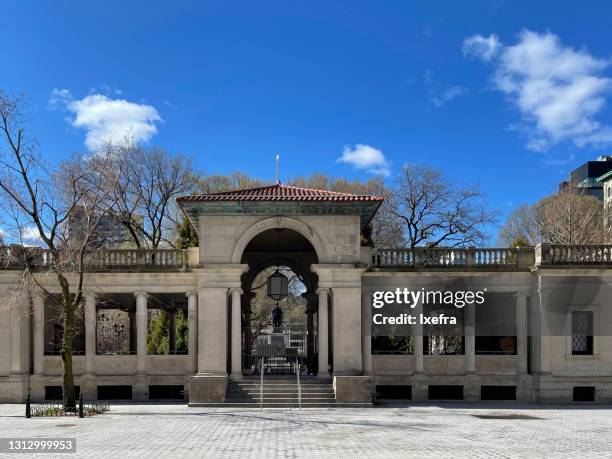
<box><xmin>228</xmin><ymin>288</ymin><xmax>243</xmax><ymax>296</ymax></box>
<box><xmin>133</xmin><ymin>291</ymin><xmax>148</xmax><ymax>299</ymax></box>
<box><xmin>514</xmin><ymin>289</ymin><xmax>530</xmax><ymax>300</ymax></box>
<box><xmin>316</xmin><ymin>287</ymin><xmax>331</xmax><ymax>296</ymax></box>
<box><xmin>185</xmin><ymin>290</ymin><xmax>198</xmax><ymax>299</ymax></box>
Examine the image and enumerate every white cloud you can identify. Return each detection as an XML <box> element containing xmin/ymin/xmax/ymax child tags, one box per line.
<box><xmin>463</xmin><ymin>34</ymin><xmax>501</xmax><ymax>61</ymax></box>
<box><xmin>338</xmin><ymin>144</ymin><xmax>389</xmax><ymax>175</ymax></box>
<box><xmin>20</xmin><ymin>226</ymin><xmax>41</xmax><ymax>242</ymax></box>
<box><xmin>431</xmin><ymin>85</ymin><xmax>468</xmax><ymax>107</ymax></box>
<box><xmin>465</xmin><ymin>30</ymin><xmax>612</xmax><ymax>151</ymax></box>
<box><xmin>49</xmin><ymin>89</ymin><xmax>162</xmax><ymax>151</ymax></box>
<box><xmin>48</xmin><ymin>88</ymin><xmax>72</xmax><ymax>110</ymax></box>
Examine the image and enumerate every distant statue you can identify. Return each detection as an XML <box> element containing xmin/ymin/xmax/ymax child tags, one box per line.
<box><xmin>272</xmin><ymin>305</ymin><xmax>283</xmax><ymax>331</ymax></box>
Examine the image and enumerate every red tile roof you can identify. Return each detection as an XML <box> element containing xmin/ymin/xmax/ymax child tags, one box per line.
<box><xmin>177</xmin><ymin>183</ymin><xmax>384</xmax><ymax>202</ymax></box>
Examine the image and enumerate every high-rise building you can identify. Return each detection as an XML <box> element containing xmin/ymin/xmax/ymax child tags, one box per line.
<box><xmin>597</xmin><ymin>169</ymin><xmax>612</xmax><ymax>235</ymax></box>
<box><xmin>559</xmin><ymin>155</ymin><xmax>612</xmax><ymax>200</ymax></box>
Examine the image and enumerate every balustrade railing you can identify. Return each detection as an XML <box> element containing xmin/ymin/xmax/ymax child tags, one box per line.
<box><xmin>0</xmin><ymin>246</ymin><xmax>188</xmax><ymax>269</ymax></box>
<box><xmin>373</xmin><ymin>247</ymin><xmax>520</xmax><ymax>268</ymax></box>
<box><xmin>547</xmin><ymin>245</ymin><xmax>612</xmax><ymax>264</ymax></box>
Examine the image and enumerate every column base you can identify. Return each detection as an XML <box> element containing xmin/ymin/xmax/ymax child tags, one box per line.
<box><xmin>133</xmin><ymin>375</ymin><xmax>148</xmax><ymax>401</ymax></box>
<box><xmin>188</xmin><ymin>374</ymin><xmax>228</xmax><ymax>404</ymax></box>
<box><xmin>333</xmin><ymin>376</ymin><xmax>372</xmax><ymax>404</ymax></box>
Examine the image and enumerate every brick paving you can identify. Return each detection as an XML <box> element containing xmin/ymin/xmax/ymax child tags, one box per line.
<box><xmin>0</xmin><ymin>403</ymin><xmax>611</xmax><ymax>458</ymax></box>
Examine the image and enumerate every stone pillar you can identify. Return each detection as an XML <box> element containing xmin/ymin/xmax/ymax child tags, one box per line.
<box><xmin>84</xmin><ymin>292</ymin><xmax>96</xmax><ymax>375</ymax></box>
<box><xmin>32</xmin><ymin>293</ymin><xmax>45</xmax><ymax>375</ymax></box>
<box><xmin>189</xmin><ymin>264</ymin><xmax>247</xmax><ymax>404</ymax></box>
<box><xmin>229</xmin><ymin>288</ymin><xmax>243</xmax><ymax>378</ymax></box>
<box><xmin>134</xmin><ymin>291</ymin><xmax>148</xmax><ymax>374</ymax></box>
<box><xmin>197</xmin><ymin>288</ymin><xmax>229</xmax><ymax>375</ymax></box>
<box><xmin>414</xmin><ymin>301</ymin><xmax>424</xmax><ymax>374</ymax></box>
<box><xmin>168</xmin><ymin>308</ymin><xmax>177</xmax><ymax>354</ymax></box>
<box><xmin>301</xmin><ymin>292</ymin><xmax>317</xmax><ymax>373</ymax></box>
<box><xmin>361</xmin><ymin>289</ymin><xmax>372</xmax><ymax>375</ymax></box>
<box><xmin>186</xmin><ymin>291</ymin><xmax>198</xmax><ymax>374</ymax></box>
<box><xmin>317</xmin><ymin>288</ymin><xmax>330</xmax><ymax>377</ymax></box>
<box><xmin>465</xmin><ymin>302</ymin><xmax>476</xmax><ymax>373</ymax></box>
<box><xmin>516</xmin><ymin>290</ymin><xmax>528</xmax><ymax>374</ymax></box>
<box><xmin>10</xmin><ymin>298</ymin><xmax>24</xmax><ymax>375</ymax></box>
<box><xmin>331</xmin><ymin>286</ymin><xmax>363</xmax><ymax>375</ymax></box>
<box><xmin>538</xmin><ymin>287</ymin><xmax>552</xmax><ymax>374</ymax></box>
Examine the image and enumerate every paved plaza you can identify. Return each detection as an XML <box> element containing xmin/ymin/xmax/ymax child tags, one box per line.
<box><xmin>1</xmin><ymin>404</ymin><xmax>612</xmax><ymax>458</ymax></box>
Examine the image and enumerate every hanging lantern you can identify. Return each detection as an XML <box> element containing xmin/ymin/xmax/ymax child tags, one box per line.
<box><xmin>267</xmin><ymin>269</ymin><xmax>288</xmax><ymax>301</ymax></box>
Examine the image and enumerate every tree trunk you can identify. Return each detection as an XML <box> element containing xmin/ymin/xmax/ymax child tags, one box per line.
<box><xmin>58</xmin><ymin>273</ymin><xmax>76</xmax><ymax>410</ymax></box>
<box><xmin>61</xmin><ymin>303</ymin><xmax>76</xmax><ymax>409</ymax></box>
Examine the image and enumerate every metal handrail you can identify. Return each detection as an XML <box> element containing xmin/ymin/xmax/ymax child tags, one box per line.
<box><xmin>260</xmin><ymin>356</ymin><xmax>264</xmax><ymax>411</ymax></box>
<box><xmin>296</xmin><ymin>356</ymin><xmax>301</xmax><ymax>410</ymax></box>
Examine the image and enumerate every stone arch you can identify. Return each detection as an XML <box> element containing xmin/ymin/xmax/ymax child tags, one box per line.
<box><xmin>231</xmin><ymin>216</ymin><xmax>328</xmax><ymax>264</ymax></box>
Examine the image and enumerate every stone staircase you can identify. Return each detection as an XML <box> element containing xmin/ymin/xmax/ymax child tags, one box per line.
<box><xmin>224</xmin><ymin>376</ymin><xmax>337</xmax><ymax>408</ymax></box>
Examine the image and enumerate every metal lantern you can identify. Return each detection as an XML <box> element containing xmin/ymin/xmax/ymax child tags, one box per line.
<box><xmin>267</xmin><ymin>269</ymin><xmax>288</xmax><ymax>301</ymax></box>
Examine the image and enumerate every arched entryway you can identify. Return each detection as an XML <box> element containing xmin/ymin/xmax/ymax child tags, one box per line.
<box><xmin>235</xmin><ymin>228</ymin><xmax>329</xmax><ymax>377</ymax></box>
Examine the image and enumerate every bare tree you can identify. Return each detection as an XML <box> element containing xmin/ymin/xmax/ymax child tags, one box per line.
<box><xmin>391</xmin><ymin>164</ymin><xmax>497</xmax><ymax>248</ymax></box>
<box><xmin>107</xmin><ymin>144</ymin><xmax>196</xmax><ymax>248</ymax></box>
<box><xmin>497</xmin><ymin>204</ymin><xmax>540</xmax><ymax>246</ymax></box>
<box><xmin>536</xmin><ymin>191</ymin><xmax>606</xmax><ymax>244</ymax></box>
<box><xmin>0</xmin><ymin>91</ymin><xmax>117</xmax><ymax>409</ymax></box>
<box><xmin>497</xmin><ymin>191</ymin><xmax>606</xmax><ymax>246</ymax></box>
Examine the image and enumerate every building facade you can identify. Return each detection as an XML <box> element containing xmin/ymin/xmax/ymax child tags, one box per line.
<box><xmin>1</xmin><ymin>184</ymin><xmax>612</xmax><ymax>405</ymax></box>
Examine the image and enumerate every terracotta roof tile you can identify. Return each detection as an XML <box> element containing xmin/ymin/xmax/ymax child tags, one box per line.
<box><xmin>177</xmin><ymin>183</ymin><xmax>384</xmax><ymax>202</ymax></box>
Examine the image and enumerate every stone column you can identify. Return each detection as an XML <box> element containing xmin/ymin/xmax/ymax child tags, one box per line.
<box><xmin>134</xmin><ymin>291</ymin><xmax>148</xmax><ymax>374</ymax></box>
<box><xmin>361</xmin><ymin>289</ymin><xmax>372</xmax><ymax>375</ymax></box>
<box><xmin>516</xmin><ymin>290</ymin><xmax>528</xmax><ymax>374</ymax></box>
<box><xmin>186</xmin><ymin>291</ymin><xmax>198</xmax><ymax>374</ymax></box>
<box><xmin>10</xmin><ymin>297</ymin><xmax>24</xmax><ymax>375</ymax></box>
<box><xmin>84</xmin><ymin>292</ymin><xmax>96</xmax><ymax>375</ymax></box>
<box><xmin>242</xmin><ymin>292</ymin><xmax>255</xmax><ymax>364</ymax></box>
<box><xmin>465</xmin><ymin>303</ymin><xmax>476</xmax><ymax>373</ymax></box>
<box><xmin>414</xmin><ymin>301</ymin><xmax>424</xmax><ymax>374</ymax></box>
<box><xmin>229</xmin><ymin>288</ymin><xmax>243</xmax><ymax>378</ymax></box>
<box><xmin>32</xmin><ymin>293</ymin><xmax>45</xmax><ymax>375</ymax></box>
<box><xmin>197</xmin><ymin>288</ymin><xmax>229</xmax><ymax>374</ymax></box>
<box><xmin>301</xmin><ymin>292</ymin><xmax>317</xmax><ymax>372</ymax></box>
<box><xmin>538</xmin><ymin>287</ymin><xmax>552</xmax><ymax>374</ymax></box>
<box><xmin>168</xmin><ymin>308</ymin><xmax>177</xmax><ymax>354</ymax></box>
<box><xmin>317</xmin><ymin>288</ymin><xmax>330</xmax><ymax>377</ymax></box>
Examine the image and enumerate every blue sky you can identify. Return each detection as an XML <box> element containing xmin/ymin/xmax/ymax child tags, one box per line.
<box><xmin>2</xmin><ymin>0</ymin><xmax>612</xmax><ymax>229</ymax></box>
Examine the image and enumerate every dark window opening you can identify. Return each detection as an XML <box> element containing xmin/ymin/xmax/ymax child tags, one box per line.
<box><xmin>148</xmin><ymin>385</ymin><xmax>185</xmax><ymax>400</ymax></box>
<box><xmin>475</xmin><ymin>336</ymin><xmax>517</xmax><ymax>355</ymax></box>
<box><xmin>481</xmin><ymin>385</ymin><xmax>516</xmax><ymax>401</ymax></box>
<box><xmin>376</xmin><ymin>385</ymin><xmax>412</xmax><ymax>400</ymax></box>
<box><xmin>97</xmin><ymin>385</ymin><xmax>132</xmax><ymax>400</ymax></box>
<box><xmin>428</xmin><ymin>385</ymin><xmax>464</xmax><ymax>400</ymax></box>
<box><xmin>572</xmin><ymin>311</ymin><xmax>594</xmax><ymax>355</ymax></box>
<box><xmin>44</xmin><ymin>385</ymin><xmax>81</xmax><ymax>401</ymax></box>
<box><xmin>423</xmin><ymin>336</ymin><xmax>465</xmax><ymax>355</ymax></box>
<box><xmin>372</xmin><ymin>336</ymin><xmax>414</xmax><ymax>355</ymax></box>
<box><xmin>573</xmin><ymin>386</ymin><xmax>595</xmax><ymax>402</ymax></box>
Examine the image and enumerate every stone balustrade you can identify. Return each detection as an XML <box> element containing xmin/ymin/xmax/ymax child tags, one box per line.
<box><xmin>372</xmin><ymin>244</ymin><xmax>612</xmax><ymax>268</ymax></box>
<box><xmin>0</xmin><ymin>246</ymin><xmax>190</xmax><ymax>270</ymax></box>
<box><xmin>4</xmin><ymin>243</ymin><xmax>612</xmax><ymax>271</ymax></box>
<box><xmin>536</xmin><ymin>243</ymin><xmax>612</xmax><ymax>265</ymax></box>
<box><xmin>372</xmin><ymin>247</ymin><xmax>524</xmax><ymax>268</ymax></box>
